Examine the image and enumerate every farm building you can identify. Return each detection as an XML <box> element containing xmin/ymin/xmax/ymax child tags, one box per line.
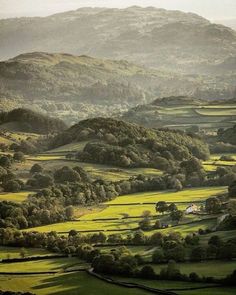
<box><xmin>185</xmin><ymin>204</ymin><xmax>199</xmax><ymax>214</ymax></box>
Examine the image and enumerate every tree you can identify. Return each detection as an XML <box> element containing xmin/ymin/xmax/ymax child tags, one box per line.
<box><xmin>170</xmin><ymin>210</ymin><xmax>183</xmax><ymax>224</ymax></box>
<box><xmin>139</xmin><ymin>265</ymin><xmax>156</xmax><ymax>279</ymax></box>
<box><xmin>139</xmin><ymin>218</ymin><xmax>151</xmax><ymax>231</ymax></box>
<box><xmin>164</xmin><ymin>244</ymin><xmax>186</xmax><ymax>262</ymax></box>
<box><xmin>54</xmin><ymin>166</ymin><xmax>80</xmax><ymax>183</ymax></box>
<box><xmin>229</xmin><ymin>181</ymin><xmax>236</xmax><ymax>198</ymax></box>
<box><xmin>190</xmin><ymin>246</ymin><xmax>206</xmax><ymax>261</ymax></box>
<box><xmin>152</xmin><ymin>249</ymin><xmax>165</xmax><ymax>263</ymax></box>
<box><xmin>13</xmin><ymin>152</ymin><xmax>25</xmax><ymax>162</ymax></box>
<box><xmin>0</xmin><ymin>156</ymin><xmax>11</xmax><ymax>168</ymax></box>
<box><xmin>156</xmin><ymin>201</ymin><xmax>168</xmax><ymax>214</ymax></box>
<box><xmin>208</xmin><ymin>235</ymin><xmax>222</xmax><ymax>247</ymax></box>
<box><xmin>65</xmin><ymin>206</ymin><xmax>74</xmax><ymax>220</ymax></box>
<box><xmin>20</xmin><ymin>247</ymin><xmax>27</xmax><ymax>258</ymax></box>
<box><xmin>205</xmin><ymin>197</ymin><xmax>222</xmax><ymax>214</ymax></box>
<box><xmin>153</xmin><ymin>219</ymin><xmax>162</xmax><ymax>229</ymax></box>
<box><xmin>168</xmin><ymin>203</ymin><xmax>178</xmax><ymax>212</ymax></box>
<box><xmin>4</xmin><ymin>180</ymin><xmax>21</xmax><ymax>192</ymax></box>
<box><xmin>132</xmin><ymin>231</ymin><xmax>146</xmax><ymax>245</ymax></box>
<box><xmin>30</xmin><ymin>163</ymin><xmax>43</xmax><ymax>174</ymax></box>
<box><xmin>92</xmin><ymin>254</ymin><xmax>115</xmax><ymax>274</ymax></box>
<box><xmin>149</xmin><ymin>232</ymin><xmax>163</xmax><ymax>246</ymax></box>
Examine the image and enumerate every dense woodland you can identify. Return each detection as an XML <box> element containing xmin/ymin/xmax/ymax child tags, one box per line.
<box><xmin>0</xmin><ymin>108</ymin><xmax>67</xmax><ymax>134</ymax></box>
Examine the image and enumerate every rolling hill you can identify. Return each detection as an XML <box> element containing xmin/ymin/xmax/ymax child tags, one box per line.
<box><xmin>0</xmin><ymin>52</ymin><xmax>235</xmax><ymax>126</ymax></box>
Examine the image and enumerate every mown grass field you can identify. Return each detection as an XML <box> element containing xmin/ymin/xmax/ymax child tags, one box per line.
<box><xmin>0</xmin><ymin>247</ymin><xmax>51</xmax><ymax>259</ymax></box>
<box><xmin>203</xmin><ymin>153</ymin><xmax>236</xmax><ymax>172</ymax></box>
<box><xmin>24</xmin><ymin>218</ymin><xmax>141</xmax><ymax>233</ymax></box>
<box><xmin>45</xmin><ymin>141</ymin><xmax>89</xmax><ymax>154</ymax></box>
<box><xmin>0</xmin><ymin>257</ymin><xmax>82</xmax><ymax>272</ymax></box>
<box><xmin>150</xmin><ymin>261</ymin><xmax>236</xmax><ymax>278</ymax></box>
<box><xmin>0</xmin><ymin>272</ymin><xmax>151</xmax><ymax>295</ymax></box>
<box><xmin>106</xmin><ymin>187</ymin><xmax>227</xmax><ymax>205</ymax></box>
<box><xmin>25</xmin><ymin>187</ymin><xmax>222</xmax><ymax>234</ymax></box>
<box><xmin>0</xmin><ymin>191</ymin><xmax>32</xmax><ymax>203</ymax></box>
<box><xmin>112</xmin><ymin>277</ymin><xmax>236</xmax><ymax>295</ymax></box>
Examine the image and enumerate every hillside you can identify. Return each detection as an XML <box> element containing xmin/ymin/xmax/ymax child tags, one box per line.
<box><xmin>0</xmin><ymin>51</ymin><xmax>213</xmax><ymax>125</ymax></box>
<box><xmin>0</xmin><ymin>108</ymin><xmax>67</xmax><ymax>134</ymax></box>
<box><xmin>0</xmin><ymin>52</ymin><xmax>235</xmax><ymax>126</ymax></box>
<box><xmin>0</xmin><ymin>6</ymin><xmax>236</xmax><ymax>75</ymax></box>
<box><xmin>50</xmin><ymin>117</ymin><xmax>210</xmax><ymax>170</ymax></box>
<box><xmin>121</xmin><ymin>96</ymin><xmax>236</xmax><ymax>131</ymax></box>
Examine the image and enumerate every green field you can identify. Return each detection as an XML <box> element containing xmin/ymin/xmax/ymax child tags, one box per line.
<box><xmin>0</xmin><ymin>191</ymin><xmax>32</xmax><ymax>203</ymax></box>
<box><xmin>0</xmin><ymin>247</ymin><xmax>51</xmax><ymax>259</ymax></box>
<box><xmin>150</xmin><ymin>261</ymin><xmax>236</xmax><ymax>278</ymax></box>
<box><xmin>46</xmin><ymin>141</ymin><xmax>89</xmax><ymax>154</ymax></box>
<box><xmin>106</xmin><ymin>187</ymin><xmax>227</xmax><ymax>205</ymax></box>
<box><xmin>24</xmin><ymin>218</ymin><xmax>141</xmax><ymax>233</ymax></box>
<box><xmin>0</xmin><ymin>257</ymin><xmax>83</xmax><ymax>273</ymax></box>
<box><xmin>24</xmin><ymin>187</ymin><xmax>222</xmax><ymax>234</ymax></box>
<box><xmin>0</xmin><ymin>272</ymin><xmax>151</xmax><ymax>295</ymax></box>
<box><xmin>111</xmin><ymin>277</ymin><xmax>236</xmax><ymax>295</ymax></box>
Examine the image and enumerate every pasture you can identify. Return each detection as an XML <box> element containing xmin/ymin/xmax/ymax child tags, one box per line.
<box><xmin>0</xmin><ymin>272</ymin><xmax>151</xmax><ymax>295</ymax></box>
<box><xmin>0</xmin><ymin>191</ymin><xmax>32</xmax><ymax>203</ymax></box>
<box><xmin>150</xmin><ymin>260</ymin><xmax>236</xmax><ymax>279</ymax></box>
<box><xmin>0</xmin><ymin>246</ymin><xmax>51</xmax><ymax>259</ymax></box>
<box><xmin>106</xmin><ymin>187</ymin><xmax>227</xmax><ymax>205</ymax></box>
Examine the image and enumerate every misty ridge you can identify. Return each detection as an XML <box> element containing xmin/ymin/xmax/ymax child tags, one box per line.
<box><xmin>0</xmin><ymin>6</ymin><xmax>235</xmax><ymax>124</ymax></box>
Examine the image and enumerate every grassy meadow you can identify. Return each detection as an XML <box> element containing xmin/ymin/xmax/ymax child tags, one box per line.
<box><xmin>0</xmin><ymin>191</ymin><xmax>33</xmax><ymax>203</ymax></box>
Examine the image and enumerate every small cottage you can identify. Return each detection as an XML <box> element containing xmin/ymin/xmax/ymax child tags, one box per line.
<box><xmin>185</xmin><ymin>204</ymin><xmax>199</xmax><ymax>214</ymax></box>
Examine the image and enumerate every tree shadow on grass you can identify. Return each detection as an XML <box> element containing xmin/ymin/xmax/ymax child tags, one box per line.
<box><xmin>32</xmin><ymin>272</ymin><xmax>83</xmax><ymax>295</ymax></box>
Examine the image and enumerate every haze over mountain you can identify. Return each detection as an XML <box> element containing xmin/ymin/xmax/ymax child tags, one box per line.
<box><xmin>0</xmin><ymin>51</ymin><xmax>235</xmax><ymax>125</ymax></box>
<box><xmin>0</xmin><ymin>6</ymin><xmax>236</xmax><ymax>76</ymax></box>
<box><xmin>1</xmin><ymin>0</ymin><xmax>235</xmax><ymax>20</ymax></box>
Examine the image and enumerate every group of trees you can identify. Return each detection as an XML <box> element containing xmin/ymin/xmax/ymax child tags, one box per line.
<box><xmin>0</xmin><ymin>108</ymin><xmax>67</xmax><ymax>134</ymax></box>
<box><xmin>51</xmin><ymin>118</ymin><xmax>210</xmax><ymax>170</ymax></box>
<box><xmin>0</xmin><ymin>153</ymin><xmax>25</xmax><ymax>193</ymax></box>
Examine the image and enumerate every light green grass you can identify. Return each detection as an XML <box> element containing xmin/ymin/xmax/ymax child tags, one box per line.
<box><xmin>24</xmin><ymin>218</ymin><xmax>141</xmax><ymax>233</ymax></box>
<box><xmin>0</xmin><ymin>272</ymin><xmax>150</xmax><ymax>295</ymax></box>
<box><xmin>106</xmin><ymin>187</ymin><xmax>227</xmax><ymax>205</ymax></box>
<box><xmin>0</xmin><ymin>247</ymin><xmax>51</xmax><ymax>259</ymax></box>
<box><xmin>27</xmin><ymin>155</ymin><xmax>65</xmax><ymax>161</ymax></box>
<box><xmin>151</xmin><ymin>261</ymin><xmax>236</xmax><ymax>279</ymax></box>
<box><xmin>196</xmin><ymin>108</ymin><xmax>236</xmax><ymax>116</ymax></box>
<box><xmin>0</xmin><ymin>191</ymin><xmax>32</xmax><ymax>203</ymax></box>
<box><xmin>46</xmin><ymin>141</ymin><xmax>89</xmax><ymax>153</ymax></box>
<box><xmin>0</xmin><ymin>257</ymin><xmax>81</xmax><ymax>272</ymax></box>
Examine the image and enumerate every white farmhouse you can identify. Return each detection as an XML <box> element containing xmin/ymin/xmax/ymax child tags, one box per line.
<box><xmin>185</xmin><ymin>204</ymin><xmax>199</xmax><ymax>214</ymax></box>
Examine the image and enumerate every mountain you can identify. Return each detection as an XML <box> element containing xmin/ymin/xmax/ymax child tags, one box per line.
<box><xmin>216</xmin><ymin>19</ymin><xmax>236</xmax><ymax>30</ymax></box>
<box><xmin>0</xmin><ymin>6</ymin><xmax>236</xmax><ymax>74</ymax></box>
<box><xmin>121</xmin><ymin>96</ymin><xmax>236</xmax><ymax>131</ymax></box>
<box><xmin>0</xmin><ymin>51</ymin><xmax>219</xmax><ymax>125</ymax></box>
<box><xmin>50</xmin><ymin>117</ymin><xmax>210</xmax><ymax>169</ymax></box>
